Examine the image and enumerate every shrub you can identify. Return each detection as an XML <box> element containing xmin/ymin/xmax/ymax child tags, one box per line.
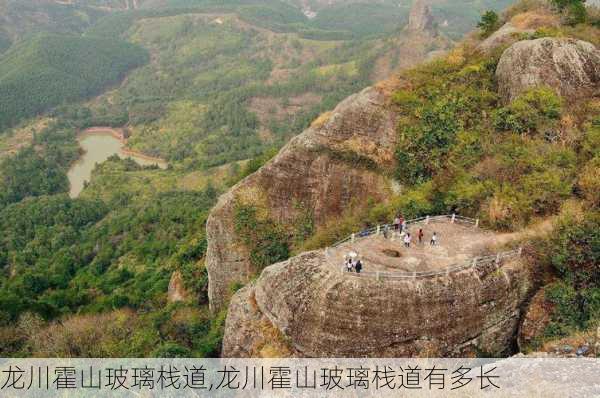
<box><xmin>151</xmin><ymin>342</ymin><xmax>192</xmax><ymax>358</ymax></box>
<box><xmin>478</xmin><ymin>11</ymin><xmax>501</xmax><ymax>38</ymax></box>
<box><xmin>234</xmin><ymin>203</ymin><xmax>290</xmax><ymax>272</ymax></box>
<box><xmin>551</xmin><ymin>0</ymin><xmax>588</xmax><ymax>25</ymax></box>
<box><xmin>520</xmin><ymin>169</ymin><xmax>574</xmax><ymax>215</ymax></box>
<box><xmin>578</xmin><ymin>157</ymin><xmax>600</xmax><ymax>206</ymax></box>
<box><xmin>493</xmin><ymin>87</ymin><xmax>562</xmax><ymax>137</ymax></box>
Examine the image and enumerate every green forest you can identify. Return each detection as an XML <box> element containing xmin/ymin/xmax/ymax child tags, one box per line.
<box><xmin>0</xmin><ymin>34</ymin><xmax>148</xmax><ymax>130</ymax></box>
<box><xmin>0</xmin><ymin>0</ymin><xmax>595</xmax><ymax>359</ymax></box>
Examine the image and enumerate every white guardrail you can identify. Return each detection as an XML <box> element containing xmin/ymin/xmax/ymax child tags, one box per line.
<box><xmin>326</xmin><ymin>214</ymin><xmax>523</xmax><ymax>280</ymax></box>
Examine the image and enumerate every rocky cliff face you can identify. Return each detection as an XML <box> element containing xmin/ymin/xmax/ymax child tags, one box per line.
<box><xmin>223</xmin><ymin>250</ymin><xmax>532</xmax><ymax>357</ymax></box>
<box><xmin>496</xmin><ymin>38</ymin><xmax>600</xmax><ymax>103</ymax></box>
<box><xmin>206</xmin><ymin>86</ymin><xmax>399</xmax><ymax>311</ymax></box>
<box><xmin>407</xmin><ymin>0</ymin><xmax>435</xmax><ymax>34</ymax></box>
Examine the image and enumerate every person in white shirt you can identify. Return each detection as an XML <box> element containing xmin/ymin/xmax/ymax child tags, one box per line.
<box><xmin>403</xmin><ymin>233</ymin><xmax>411</xmax><ymax>248</ymax></box>
<box><xmin>430</xmin><ymin>232</ymin><xmax>438</xmax><ymax>246</ymax></box>
<box><xmin>346</xmin><ymin>258</ymin><xmax>354</xmax><ymax>272</ymax></box>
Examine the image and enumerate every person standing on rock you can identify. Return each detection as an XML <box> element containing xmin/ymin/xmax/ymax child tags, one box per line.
<box><xmin>355</xmin><ymin>259</ymin><xmax>362</xmax><ymax>274</ymax></box>
<box><xmin>404</xmin><ymin>233</ymin><xmax>411</xmax><ymax>248</ymax></box>
<box><xmin>430</xmin><ymin>232</ymin><xmax>438</xmax><ymax>246</ymax></box>
<box><xmin>383</xmin><ymin>224</ymin><xmax>390</xmax><ymax>239</ymax></box>
<box><xmin>346</xmin><ymin>258</ymin><xmax>354</xmax><ymax>272</ymax></box>
<box><xmin>418</xmin><ymin>228</ymin><xmax>424</xmax><ymax>244</ymax></box>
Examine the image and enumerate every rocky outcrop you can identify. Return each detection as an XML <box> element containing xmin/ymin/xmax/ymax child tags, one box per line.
<box><xmin>478</xmin><ymin>23</ymin><xmax>533</xmax><ymax>53</ymax></box>
<box><xmin>223</xmin><ymin>250</ymin><xmax>533</xmax><ymax>357</ymax></box>
<box><xmin>407</xmin><ymin>0</ymin><xmax>435</xmax><ymax>34</ymax></box>
<box><xmin>518</xmin><ymin>287</ymin><xmax>555</xmax><ymax>350</ymax></box>
<box><xmin>496</xmin><ymin>38</ymin><xmax>600</xmax><ymax>103</ymax></box>
<box><xmin>206</xmin><ymin>86</ymin><xmax>399</xmax><ymax>311</ymax></box>
<box><xmin>167</xmin><ymin>271</ymin><xmax>189</xmax><ymax>303</ymax></box>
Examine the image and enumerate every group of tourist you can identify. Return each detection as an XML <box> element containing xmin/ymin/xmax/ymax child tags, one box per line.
<box><xmin>344</xmin><ymin>214</ymin><xmax>440</xmax><ymax>273</ymax></box>
<box><xmin>386</xmin><ymin>215</ymin><xmax>439</xmax><ymax>247</ymax></box>
<box><xmin>400</xmin><ymin>229</ymin><xmax>438</xmax><ymax>247</ymax></box>
<box><xmin>345</xmin><ymin>258</ymin><xmax>363</xmax><ymax>273</ymax></box>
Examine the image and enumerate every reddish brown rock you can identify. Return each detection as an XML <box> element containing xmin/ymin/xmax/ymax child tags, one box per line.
<box><xmin>167</xmin><ymin>271</ymin><xmax>189</xmax><ymax>303</ymax></box>
<box><xmin>518</xmin><ymin>287</ymin><xmax>555</xmax><ymax>350</ymax></box>
<box><xmin>206</xmin><ymin>86</ymin><xmax>399</xmax><ymax>311</ymax></box>
<box><xmin>223</xmin><ymin>250</ymin><xmax>533</xmax><ymax>357</ymax></box>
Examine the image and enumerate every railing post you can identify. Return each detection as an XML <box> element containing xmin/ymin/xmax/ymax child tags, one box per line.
<box><xmin>376</xmin><ymin>271</ymin><xmax>380</xmax><ymax>281</ymax></box>
<box><xmin>472</xmin><ymin>258</ymin><xmax>477</xmax><ymax>268</ymax></box>
<box><xmin>475</xmin><ymin>218</ymin><xmax>479</xmax><ymax>228</ymax></box>
<box><xmin>451</xmin><ymin>213</ymin><xmax>456</xmax><ymax>223</ymax></box>
<box><xmin>376</xmin><ymin>225</ymin><xmax>380</xmax><ymax>235</ymax></box>
<box><xmin>518</xmin><ymin>247</ymin><xmax>523</xmax><ymax>256</ymax></box>
<box><xmin>413</xmin><ymin>271</ymin><xmax>417</xmax><ymax>280</ymax></box>
<box><xmin>426</xmin><ymin>215</ymin><xmax>430</xmax><ymax>225</ymax></box>
<box><xmin>495</xmin><ymin>253</ymin><xmax>501</xmax><ymax>265</ymax></box>
<box><xmin>351</xmin><ymin>233</ymin><xmax>355</xmax><ymax>243</ymax></box>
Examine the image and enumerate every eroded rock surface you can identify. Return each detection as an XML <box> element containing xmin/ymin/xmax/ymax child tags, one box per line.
<box><xmin>407</xmin><ymin>0</ymin><xmax>435</xmax><ymax>34</ymax></box>
<box><xmin>518</xmin><ymin>287</ymin><xmax>555</xmax><ymax>350</ymax></box>
<box><xmin>167</xmin><ymin>271</ymin><xmax>189</xmax><ymax>303</ymax></box>
<box><xmin>206</xmin><ymin>86</ymin><xmax>399</xmax><ymax>311</ymax></box>
<box><xmin>223</xmin><ymin>250</ymin><xmax>533</xmax><ymax>357</ymax></box>
<box><xmin>496</xmin><ymin>37</ymin><xmax>600</xmax><ymax>102</ymax></box>
<box><xmin>478</xmin><ymin>23</ymin><xmax>534</xmax><ymax>53</ymax></box>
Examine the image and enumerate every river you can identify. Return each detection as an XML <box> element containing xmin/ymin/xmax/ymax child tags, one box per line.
<box><xmin>67</xmin><ymin>129</ymin><xmax>167</xmax><ymax>198</ymax></box>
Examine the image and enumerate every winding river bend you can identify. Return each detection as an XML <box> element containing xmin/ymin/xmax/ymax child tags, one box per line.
<box><xmin>67</xmin><ymin>128</ymin><xmax>167</xmax><ymax>198</ymax></box>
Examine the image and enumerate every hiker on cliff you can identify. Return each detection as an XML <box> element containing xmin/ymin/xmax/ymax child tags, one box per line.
<box><xmin>403</xmin><ymin>233</ymin><xmax>411</xmax><ymax>248</ymax></box>
<box><xmin>430</xmin><ymin>232</ymin><xmax>438</xmax><ymax>246</ymax></box>
<box><xmin>401</xmin><ymin>218</ymin><xmax>407</xmax><ymax>232</ymax></box>
<box><xmin>355</xmin><ymin>260</ymin><xmax>362</xmax><ymax>274</ymax></box>
<box><xmin>418</xmin><ymin>228</ymin><xmax>424</xmax><ymax>244</ymax></box>
<box><xmin>383</xmin><ymin>224</ymin><xmax>390</xmax><ymax>239</ymax></box>
<box><xmin>346</xmin><ymin>258</ymin><xmax>354</xmax><ymax>272</ymax></box>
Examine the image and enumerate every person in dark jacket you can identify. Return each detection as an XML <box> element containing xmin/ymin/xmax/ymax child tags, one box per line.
<box><xmin>355</xmin><ymin>260</ymin><xmax>362</xmax><ymax>274</ymax></box>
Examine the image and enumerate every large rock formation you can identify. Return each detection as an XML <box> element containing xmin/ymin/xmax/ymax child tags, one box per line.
<box><xmin>517</xmin><ymin>287</ymin><xmax>554</xmax><ymax>351</ymax></box>
<box><xmin>407</xmin><ymin>0</ymin><xmax>435</xmax><ymax>34</ymax></box>
<box><xmin>167</xmin><ymin>271</ymin><xmax>189</xmax><ymax>303</ymax></box>
<box><xmin>206</xmin><ymin>86</ymin><xmax>399</xmax><ymax>311</ymax></box>
<box><xmin>223</xmin><ymin>250</ymin><xmax>532</xmax><ymax>357</ymax></box>
<box><xmin>478</xmin><ymin>23</ymin><xmax>534</xmax><ymax>54</ymax></box>
<box><xmin>496</xmin><ymin>37</ymin><xmax>600</xmax><ymax>103</ymax></box>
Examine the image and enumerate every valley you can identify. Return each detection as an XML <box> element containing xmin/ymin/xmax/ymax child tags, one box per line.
<box><xmin>0</xmin><ymin>0</ymin><xmax>597</xmax><ymax>360</ymax></box>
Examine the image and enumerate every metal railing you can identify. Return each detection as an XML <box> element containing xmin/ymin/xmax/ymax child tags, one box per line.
<box><xmin>325</xmin><ymin>214</ymin><xmax>524</xmax><ymax>280</ymax></box>
<box><xmin>330</xmin><ymin>214</ymin><xmax>479</xmax><ymax>248</ymax></box>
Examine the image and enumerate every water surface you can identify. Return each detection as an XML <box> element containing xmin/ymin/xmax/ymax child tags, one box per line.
<box><xmin>68</xmin><ymin>130</ymin><xmax>166</xmax><ymax>198</ymax></box>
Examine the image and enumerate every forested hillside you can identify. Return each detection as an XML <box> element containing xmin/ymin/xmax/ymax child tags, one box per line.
<box><xmin>0</xmin><ymin>0</ymin><xmax>108</xmax><ymax>53</ymax></box>
<box><xmin>0</xmin><ymin>34</ymin><xmax>148</xmax><ymax>130</ymax></box>
<box><xmin>2</xmin><ymin>0</ymin><xmax>591</xmax><ymax>359</ymax></box>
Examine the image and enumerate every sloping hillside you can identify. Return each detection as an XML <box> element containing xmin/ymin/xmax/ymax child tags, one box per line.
<box><xmin>213</xmin><ymin>0</ymin><xmax>600</xmax><ymax>357</ymax></box>
<box><xmin>0</xmin><ymin>34</ymin><xmax>148</xmax><ymax>130</ymax></box>
<box><xmin>0</xmin><ymin>0</ymin><xmax>108</xmax><ymax>53</ymax></box>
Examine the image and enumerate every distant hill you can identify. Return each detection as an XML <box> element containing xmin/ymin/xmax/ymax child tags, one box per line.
<box><xmin>0</xmin><ymin>0</ymin><xmax>108</xmax><ymax>53</ymax></box>
<box><xmin>0</xmin><ymin>34</ymin><xmax>148</xmax><ymax>130</ymax></box>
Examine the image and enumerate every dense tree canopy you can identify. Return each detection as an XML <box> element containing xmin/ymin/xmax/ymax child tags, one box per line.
<box><xmin>0</xmin><ymin>34</ymin><xmax>148</xmax><ymax>130</ymax></box>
